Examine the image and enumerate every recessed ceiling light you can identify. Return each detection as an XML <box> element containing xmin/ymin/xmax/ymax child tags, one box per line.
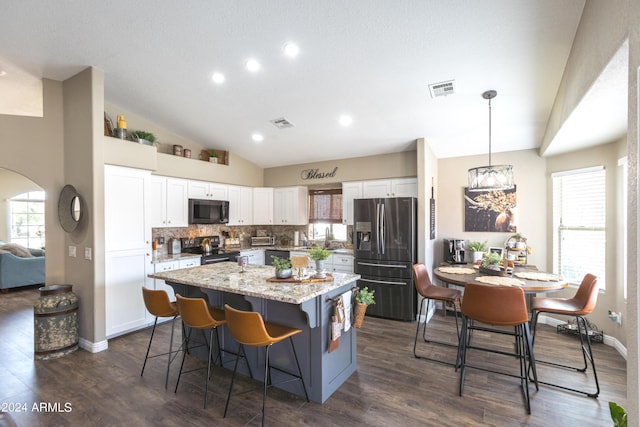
<box><xmin>283</xmin><ymin>42</ymin><xmax>300</xmax><ymax>58</ymax></box>
<box><xmin>0</xmin><ymin>70</ymin><xmax>7</xmax><ymax>77</ymax></box>
<box><xmin>339</xmin><ymin>115</ymin><xmax>353</xmax><ymax>126</ymax></box>
<box><xmin>252</xmin><ymin>133</ymin><xmax>264</xmax><ymax>142</ymax></box>
<box><xmin>246</xmin><ymin>59</ymin><xmax>261</xmax><ymax>72</ymax></box>
<box><xmin>211</xmin><ymin>72</ymin><xmax>225</xmax><ymax>84</ymax></box>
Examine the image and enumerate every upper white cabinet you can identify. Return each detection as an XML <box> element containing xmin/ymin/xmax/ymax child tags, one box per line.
<box><xmin>362</xmin><ymin>178</ymin><xmax>417</xmax><ymax>198</ymax></box>
<box><xmin>342</xmin><ymin>182</ymin><xmax>363</xmax><ymax>226</ymax></box>
<box><xmin>188</xmin><ymin>180</ymin><xmax>228</xmax><ymax>200</ymax></box>
<box><xmin>253</xmin><ymin>187</ymin><xmax>274</xmax><ymax>225</ymax></box>
<box><xmin>274</xmin><ymin>186</ymin><xmax>308</xmax><ymax>225</ymax></box>
<box><xmin>149</xmin><ymin>176</ymin><xmax>189</xmax><ymax>228</ymax></box>
<box><xmin>228</xmin><ymin>185</ymin><xmax>253</xmax><ymax>225</ymax></box>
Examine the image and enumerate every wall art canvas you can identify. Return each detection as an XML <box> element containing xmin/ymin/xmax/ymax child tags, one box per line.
<box><xmin>464</xmin><ymin>186</ymin><xmax>517</xmax><ymax>232</ymax></box>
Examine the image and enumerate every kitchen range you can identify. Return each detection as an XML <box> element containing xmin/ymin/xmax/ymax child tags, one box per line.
<box><xmin>180</xmin><ymin>235</ymin><xmax>240</xmax><ymax>264</ymax></box>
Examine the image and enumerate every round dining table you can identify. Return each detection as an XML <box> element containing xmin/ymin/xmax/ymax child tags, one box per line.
<box><xmin>433</xmin><ymin>264</ymin><xmax>568</xmax><ymax>294</ymax></box>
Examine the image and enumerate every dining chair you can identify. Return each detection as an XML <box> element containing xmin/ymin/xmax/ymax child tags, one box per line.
<box><xmin>174</xmin><ymin>294</ymin><xmax>227</xmax><ymax>409</ymax></box>
<box><xmin>140</xmin><ymin>287</ymin><xmax>181</xmax><ymax>389</ymax></box>
<box><xmin>412</xmin><ymin>263</ymin><xmax>462</xmax><ymax>366</ymax></box>
<box><xmin>458</xmin><ymin>282</ymin><xmax>538</xmax><ymax>414</ymax></box>
<box><xmin>223</xmin><ymin>304</ymin><xmax>308</xmax><ymax>427</ymax></box>
<box><xmin>529</xmin><ymin>273</ymin><xmax>600</xmax><ymax>397</ymax></box>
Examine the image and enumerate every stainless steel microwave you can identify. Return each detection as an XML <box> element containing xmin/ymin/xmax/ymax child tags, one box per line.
<box><xmin>188</xmin><ymin>199</ymin><xmax>229</xmax><ymax>224</ymax></box>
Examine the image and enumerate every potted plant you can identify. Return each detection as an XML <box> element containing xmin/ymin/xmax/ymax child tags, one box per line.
<box><xmin>307</xmin><ymin>245</ymin><xmax>331</xmax><ymax>278</ymax></box>
<box><xmin>272</xmin><ymin>256</ymin><xmax>292</xmax><ymax>279</ymax></box>
<box><xmin>130</xmin><ymin>130</ymin><xmax>156</xmax><ymax>145</ymax></box>
<box><xmin>511</xmin><ymin>232</ymin><xmax>527</xmax><ymax>249</ymax></box>
<box><xmin>353</xmin><ymin>286</ymin><xmax>375</xmax><ymax>328</ymax></box>
<box><xmin>466</xmin><ymin>240</ymin><xmax>487</xmax><ymax>263</ymax></box>
<box><xmin>480</xmin><ymin>252</ymin><xmax>504</xmax><ymax>275</ymax></box>
<box><xmin>609</xmin><ymin>402</ymin><xmax>627</xmax><ymax>427</ymax></box>
<box><xmin>208</xmin><ymin>151</ymin><xmax>218</xmax><ymax>163</ymax></box>
<box><xmin>278</xmin><ymin>234</ymin><xmax>292</xmax><ymax>246</ymax></box>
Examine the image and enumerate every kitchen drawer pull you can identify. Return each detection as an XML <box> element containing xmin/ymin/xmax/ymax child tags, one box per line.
<box><xmin>357</xmin><ymin>262</ymin><xmax>406</xmax><ymax>269</ymax></box>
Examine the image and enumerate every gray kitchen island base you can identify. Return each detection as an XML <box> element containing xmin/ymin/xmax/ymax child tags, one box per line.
<box><xmin>167</xmin><ymin>281</ymin><xmax>357</xmax><ymax>404</ymax></box>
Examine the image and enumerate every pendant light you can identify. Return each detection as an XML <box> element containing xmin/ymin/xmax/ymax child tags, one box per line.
<box><xmin>467</xmin><ymin>90</ymin><xmax>514</xmax><ymax>191</ymax></box>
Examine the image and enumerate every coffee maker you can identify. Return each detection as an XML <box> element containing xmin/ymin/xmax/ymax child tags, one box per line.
<box><xmin>444</xmin><ymin>239</ymin><xmax>466</xmax><ymax>264</ymax></box>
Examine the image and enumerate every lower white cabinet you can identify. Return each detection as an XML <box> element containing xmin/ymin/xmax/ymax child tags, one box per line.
<box><xmin>240</xmin><ymin>249</ymin><xmax>265</xmax><ymax>265</ymax></box>
<box><xmin>152</xmin><ymin>257</ymin><xmax>202</xmax><ymax>300</ymax></box>
<box><xmin>331</xmin><ymin>253</ymin><xmax>354</xmax><ymax>273</ymax></box>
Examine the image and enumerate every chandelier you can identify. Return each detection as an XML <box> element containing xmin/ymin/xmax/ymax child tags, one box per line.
<box><xmin>468</xmin><ymin>90</ymin><xmax>514</xmax><ymax>191</ymax></box>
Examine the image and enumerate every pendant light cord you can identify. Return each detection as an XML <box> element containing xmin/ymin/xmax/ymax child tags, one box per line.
<box><xmin>488</xmin><ymin>96</ymin><xmax>492</xmax><ymax>167</ymax></box>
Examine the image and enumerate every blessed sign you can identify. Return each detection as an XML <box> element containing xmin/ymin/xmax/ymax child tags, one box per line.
<box><xmin>300</xmin><ymin>167</ymin><xmax>338</xmax><ymax>180</ymax></box>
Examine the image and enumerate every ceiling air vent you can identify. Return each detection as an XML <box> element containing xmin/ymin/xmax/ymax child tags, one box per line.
<box><xmin>429</xmin><ymin>80</ymin><xmax>455</xmax><ymax>98</ymax></box>
<box><xmin>270</xmin><ymin>117</ymin><xmax>294</xmax><ymax>129</ymax></box>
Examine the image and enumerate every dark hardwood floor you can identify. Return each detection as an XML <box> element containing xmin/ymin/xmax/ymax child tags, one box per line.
<box><xmin>0</xmin><ymin>287</ymin><xmax>627</xmax><ymax>426</ymax></box>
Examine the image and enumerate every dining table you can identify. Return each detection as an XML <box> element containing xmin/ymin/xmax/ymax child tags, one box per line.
<box><xmin>433</xmin><ymin>263</ymin><xmax>568</xmax><ymax>294</ymax></box>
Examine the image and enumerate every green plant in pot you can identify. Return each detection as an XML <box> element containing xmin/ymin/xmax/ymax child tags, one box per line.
<box><xmin>466</xmin><ymin>240</ymin><xmax>487</xmax><ymax>263</ymax></box>
<box><xmin>130</xmin><ymin>130</ymin><xmax>156</xmax><ymax>145</ymax></box>
<box><xmin>481</xmin><ymin>252</ymin><xmax>503</xmax><ymax>271</ymax></box>
<box><xmin>307</xmin><ymin>246</ymin><xmax>330</xmax><ymax>278</ymax></box>
<box><xmin>353</xmin><ymin>286</ymin><xmax>375</xmax><ymax>328</ymax></box>
<box><xmin>273</xmin><ymin>256</ymin><xmax>292</xmax><ymax>279</ymax></box>
<box><xmin>207</xmin><ymin>151</ymin><xmax>218</xmax><ymax>163</ymax></box>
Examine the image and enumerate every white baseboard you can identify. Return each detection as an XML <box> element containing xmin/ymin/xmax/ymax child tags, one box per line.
<box><xmin>537</xmin><ymin>314</ymin><xmax>627</xmax><ymax>361</ymax></box>
<box><xmin>78</xmin><ymin>337</ymin><xmax>108</xmax><ymax>353</ymax></box>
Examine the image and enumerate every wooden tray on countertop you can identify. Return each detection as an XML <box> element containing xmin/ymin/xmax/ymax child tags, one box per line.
<box><xmin>267</xmin><ymin>273</ymin><xmax>334</xmax><ymax>283</ymax></box>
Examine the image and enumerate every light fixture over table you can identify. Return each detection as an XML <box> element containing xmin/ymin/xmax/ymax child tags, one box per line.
<box><xmin>467</xmin><ymin>90</ymin><xmax>514</xmax><ymax>191</ymax></box>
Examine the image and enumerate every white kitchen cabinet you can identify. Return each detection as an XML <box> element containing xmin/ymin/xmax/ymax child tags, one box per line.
<box><xmin>188</xmin><ymin>180</ymin><xmax>228</xmax><ymax>200</ymax></box>
<box><xmin>342</xmin><ymin>182</ymin><xmax>363</xmax><ymax>225</ymax></box>
<box><xmin>331</xmin><ymin>253</ymin><xmax>354</xmax><ymax>273</ymax></box>
<box><xmin>105</xmin><ymin>165</ymin><xmax>153</xmax><ymax>338</ymax></box>
<box><xmin>253</xmin><ymin>187</ymin><xmax>274</xmax><ymax>225</ymax></box>
<box><xmin>240</xmin><ymin>249</ymin><xmax>265</xmax><ymax>265</ymax></box>
<box><xmin>228</xmin><ymin>185</ymin><xmax>253</xmax><ymax>225</ymax></box>
<box><xmin>274</xmin><ymin>186</ymin><xmax>308</xmax><ymax>225</ymax></box>
<box><xmin>149</xmin><ymin>176</ymin><xmax>188</xmax><ymax>228</ymax></box>
<box><xmin>362</xmin><ymin>178</ymin><xmax>417</xmax><ymax>198</ymax></box>
<box><xmin>152</xmin><ymin>257</ymin><xmax>202</xmax><ymax>301</ymax></box>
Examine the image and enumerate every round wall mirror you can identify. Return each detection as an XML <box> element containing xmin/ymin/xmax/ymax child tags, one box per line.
<box><xmin>58</xmin><ymin>185</ymin><xmax>82</xmax><ymax>232</ymax></box>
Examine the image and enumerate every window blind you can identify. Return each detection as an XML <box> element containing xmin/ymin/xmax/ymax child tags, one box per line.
<box><xmin>309</xmin><ymin>189</ymin><xmax>343</xmax><ymax>224</ymax></box>
<box><xmin>552</xmin><ymin>167</ymin><xmax>606</xmax><ymax>288</ymax></box>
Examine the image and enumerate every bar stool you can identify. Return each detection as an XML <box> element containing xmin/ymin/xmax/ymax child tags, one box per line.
<box><xmin>140</xmin><ymin>287</ymin><xmax>181</xmax><ymax>389</ymax></box>
<box><xmin>530</xmin><ymin>273</ymin><xmax>600</xmax><ymax>398</ymax></box>
<box><xmin>412</xmin><ymin>263</ymin><xmax>462</xmax><ymax>366</ymax></box>
<box><xmin>223</xmin><ymin>304</ymin><xmax>309</xmax><ymax>427</ymax></box>
<box><xmin>458</xmin><ymin>283</ymin><xmax>538</xmax><ymax>414</ymax></box>
<box><xmin>174</xmin><ymin>294</ymin><xmax>227</xmax><ymax>409</ymax></box>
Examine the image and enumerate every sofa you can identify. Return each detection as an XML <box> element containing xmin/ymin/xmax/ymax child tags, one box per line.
<box><xmin>0</xmin><ymin>244</ymin><xmax>45</xmax><ymax>292</ymax></box>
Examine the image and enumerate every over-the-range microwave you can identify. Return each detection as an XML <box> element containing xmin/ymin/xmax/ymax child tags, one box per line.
<box><xmin>188</xmin><ymin>199</ymin><xmax>229</xmax><ymax>224</ymax></box>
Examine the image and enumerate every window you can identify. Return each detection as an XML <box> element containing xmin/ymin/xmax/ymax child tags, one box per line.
<box><xmin>10</xmin><ymin>191</ymin><xmax>46</xmax><ymax>249</ymax></box>
<box><xmin>308</xmin><ymin>189</ymin><xmax>346</xmax><ymax>241</ymax></box>
<box><xmin>552</xmin><ymin>167</ymin><xmax>605</xmax><ymax>289</ymax></box>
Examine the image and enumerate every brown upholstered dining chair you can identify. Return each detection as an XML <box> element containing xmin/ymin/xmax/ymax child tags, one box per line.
<box><xmin>458</xmin><ymin>282</ymin><xmax>538</xmax><ymax>414</ymax></box>
<box><xmin>412</xmin><ymin>263</ymin><xmax>462</xmax><ymax>366</ymax></box>
<box><xmin>174</xmin><ymin>294</ymin><xmax>227</xmax><ymax>409</ymax></box>
<box><xmin>530</xmin><ymin>273</ymin><xmax>600</xmax><ymax>398</ymax></box>
<box><xmin>223</xmin><ymin>304</ymin><xmax>308</xmax><ymax>427</ymax></box>
<box><xmin>141</xmin><ymin>287</ymin><xmax>181</xmax><ymax>389</ymax></box>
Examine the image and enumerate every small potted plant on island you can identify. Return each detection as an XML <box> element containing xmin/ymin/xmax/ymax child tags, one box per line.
<box><xmin>272</xmin><ymin>256</ymin><xmax>292</xmax><ymax>279</ymax></box>
<box><xmin>466</xmin><ymin>240</ymin><xmax>487</xmax><ymax>263</ymax></box>
<box><xmin>353</xmin><ymin>286</ymin><xmax>375</xmax><ymax>328</ymax></box>
<box><xmin>307</xmin><ymin>245</ymin><xmax>331</xmax><ymax>278</ymax></box>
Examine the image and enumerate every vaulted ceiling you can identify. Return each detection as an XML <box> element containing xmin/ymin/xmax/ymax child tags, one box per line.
<box><xmin>2</xmin><ymin>1</ymin><xmax>624</xmax><ymax>169</ymax></box>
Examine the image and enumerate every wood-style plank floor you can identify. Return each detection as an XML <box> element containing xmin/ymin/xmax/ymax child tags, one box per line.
<box><xmin>0</xmin><ymin>287</ymin><xmax>627</xmax><ymax>426</ymax></box>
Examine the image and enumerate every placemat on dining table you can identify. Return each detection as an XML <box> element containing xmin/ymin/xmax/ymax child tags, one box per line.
<box><xmin>437</xmin><ymin>266</ymin><xmax>477</xmax><ymax>274</ymax></box>
<box><xmin>514</xmin><ymin>271</ymin><xmax>563</xmax><ymax>281</ymax></box>
<box><xmin>475</xmin><ymin>276</ymin><xmax>525</xmax><ymax>287</ymax></box>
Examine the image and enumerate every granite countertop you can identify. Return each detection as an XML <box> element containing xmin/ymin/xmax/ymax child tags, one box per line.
<box><xmin>151</xmin><ymin>253</ymin><xmax>202</xmax><ymax>264</ymax></box>
<box><xmin>239</xmin><ymin>246</ymin><xmax>354</xmax><ymax>255</ymax></box>
<box><xmin>148</xmin><ymin>262</ymin><xmax>360</xmax><ymax>304</ymax></box>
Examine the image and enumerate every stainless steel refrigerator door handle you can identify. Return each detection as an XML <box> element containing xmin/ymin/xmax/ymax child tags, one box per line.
<box><xmin>360</xmin><ymin>278</ymin><xmax>407</xmax><ymax>286</ymax></box>
<box><xmin>380</xmin><ymin>204</ymin><xmax>385</xmax><ymax>254</ymax></box>
<box><xmin>375</xmin><ymin>203</ymin><xmax>381</xmax><ymax>254</ymax></box>
<box><xmin>357</xmin><ymin>262</ymin><xmax>407</xmax><ymax>269</ymax></box>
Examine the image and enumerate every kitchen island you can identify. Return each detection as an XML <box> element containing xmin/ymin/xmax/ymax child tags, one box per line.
<box><xmin>148</xmin><ymin>262</ymin><xmax>360</xmax><ymax>403</ymax></box>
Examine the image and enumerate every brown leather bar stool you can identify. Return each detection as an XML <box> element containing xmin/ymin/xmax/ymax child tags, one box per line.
<box><xmin>141</xmin><ymin>287</ymin><xmax>181</xmax><ymax>389</ymax></box>
<box><xmin>412</xmin><ymin>263</ymin><xmax>462</xmax><ymax>366</ymax></box>
<box><xmin>458</xmin><ymin>283</ymin><xmax>538</xmax><ymax>414</ymax></box>
<box><xmin>223</xmin><ymin>304</ymin><xmax>309</xmax><ymax>427</ymax></box>
<box><xmin>174</xmin><ymin>294</ymin><xmax>227</xmax><ymax>409</ymax></box>
<box><xmin>530</xmin><ymin>273</ymin><xmax>600</xmax><ymax>398</ymax></box>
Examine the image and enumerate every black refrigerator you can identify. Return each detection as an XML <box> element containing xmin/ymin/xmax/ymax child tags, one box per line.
<box><xmin>353</xmin><ymin>197</ymin><xmax>417</xmax><ymax>321</ymax></box>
